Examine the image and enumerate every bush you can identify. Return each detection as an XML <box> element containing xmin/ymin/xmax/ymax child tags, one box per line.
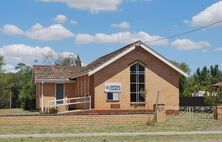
<box><xmin>49</xmin><ymin>107</ymin><xmax>58</xmax><ymax>114</ymax></box>
<box><xmin>146</xmin><ymin>118</ymin><xmax>155</xmax><ymax>126</ymax></box>
<box><xmin>19</xmin><ymin>83</ymin><xmax>36</xmax><ymax>110</ymax></box>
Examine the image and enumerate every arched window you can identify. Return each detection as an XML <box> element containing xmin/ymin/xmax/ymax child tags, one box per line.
<box><xmin>130</xmin><ymin>63</ymin><xmax>145</xmax><ymax>103</ymax></box>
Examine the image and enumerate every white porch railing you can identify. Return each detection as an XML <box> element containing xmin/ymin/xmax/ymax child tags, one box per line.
<box><xmin>46</xmin><ymin>96</ymin><xmax>91</xmax><ymax>113</ymax></box>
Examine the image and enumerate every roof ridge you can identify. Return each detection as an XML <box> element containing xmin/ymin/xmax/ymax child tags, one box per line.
<box><xmin>96</xmin><ymin>40</ymin><xmax>141</xmax><ymax>60</ymax></box>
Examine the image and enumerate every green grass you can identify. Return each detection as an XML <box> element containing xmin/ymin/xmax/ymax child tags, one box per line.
<box><xmin>0</xmin><ymin>109</ymin><xmax>40</xmax><ymax>115</ymax></box>
<box><xmin>0</xmin><ymin>118</ymin><xmax>222</xmax><ymax>134</ymax></box>
<box><xmin>0</xmin><ymin>135</ymin><xmax>222</xmax><ymax>142</ymax></box>
<box><xmin>0</xmin><ymin>110</ymin><xmax>222</xmax><ymax>141</ymax></box>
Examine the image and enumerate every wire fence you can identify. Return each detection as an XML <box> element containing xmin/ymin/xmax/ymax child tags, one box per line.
<box><xmin>167</xmin><ymin>106</ymin><xmax>215</xmax><ymax>120</ymax></box>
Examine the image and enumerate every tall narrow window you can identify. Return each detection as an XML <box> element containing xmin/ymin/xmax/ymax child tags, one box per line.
<box><xmin>130</xmin><ymin>63</ymin><xmax>145</xmax><ymax>103</ymax></box>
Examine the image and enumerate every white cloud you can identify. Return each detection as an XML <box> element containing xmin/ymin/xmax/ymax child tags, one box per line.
<box><xmin>1</xmin><ymin>24</ymin><xmax>24</xmax><ymax>35</ymax></box>
<box><xmin>59</xmin><ymin>51</ymin><xmax>76</xmax><ymax>58</ymax></box>
<box><xmin>111</xmin><ymin>21</ymin><xmax>130</xmax><ymax>29</ymax></box>
<box><xmin>215</xmin><ymin>47</ymin><xmax>222</xmax><ymax>51</ymax></box>
<box><xmin>2</xmin><ymin>64</ymin><xmax>17</xmax><ymax>73</ymax></box>
<box><xmin>171</xmin><ymin>39</ymin><xmax>211</xmax><ymax>50</ymax></box>
<box><xmin>191</xmin><ymin>1</ymin><xmax>222</xmax><ymax>26</ymax></box>
<box><xmin>0</xmin><ymin>44</ymin><xmax>76</xmax><ymax>72</ymax></box>
<box><xmin>39</xmin><ymin>0</ymin><xmax>122</xmax><ymax>13</ymax></box>
<box><xmin>25</xmin><ymin>23</ymin><xmax>74</xmax><ymax>41</ymax></box>
<box><xmin>1</xmin><ymin>23</ymin><xmax>74</xmax><ymax>41</ymax></box>
<box><xmin>70</xmin><ymin>20</ymin><xmax>78</xmax><ymax>25</ymax></box>
<box><xmin>54</xmin><ymin>14</ymin><xmax>67</xmax><ymax>23</ymax></box>
<box><xmin>0</xmin><ymin>44</ymin><xmax>55</xmax><ymax>64</ymax></box>
<box><xmin>75</xmin><ymin>31</ymin><xmax>168</xmax><ymax>45</ymax></box>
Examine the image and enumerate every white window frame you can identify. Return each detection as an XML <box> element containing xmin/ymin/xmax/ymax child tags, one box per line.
<box><xmin>130</xmin><ymin>63</ymin><xmax>146</xmax><ymax>103</ymax></box>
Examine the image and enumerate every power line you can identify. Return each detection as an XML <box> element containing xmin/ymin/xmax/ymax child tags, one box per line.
<box><xmin>144</xmin><ymin>20</ymin><xmax>222</xmax><ymax>44</ymax></box>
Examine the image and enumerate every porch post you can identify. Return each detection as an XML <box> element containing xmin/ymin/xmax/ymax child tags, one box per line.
<box><xmin>41</xmin><ymin>81</ymin><xmax>44</xmax><ymax>112</ymax></box>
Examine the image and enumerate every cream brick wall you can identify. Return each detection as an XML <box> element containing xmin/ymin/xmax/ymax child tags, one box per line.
<box><xmin>93</xmin><ymin>47</ymin><xmax>180</xmax><ymax>111</ymax></box>
<box><xmin>0</xmin><ymin>114</ymin><xmax>154</xmax><ymax>125</ymax></box>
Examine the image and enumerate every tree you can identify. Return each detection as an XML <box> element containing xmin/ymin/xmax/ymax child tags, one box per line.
<box><xmin>42</xmin><ymin>51</ymin><xmax>56</xmax><ymax>65</ymax></box>
<box><xmin>184</xmin><ymin>65</ymin><xmax>222</xmax><ymax>105</ymax></box>
<box><xmin>43</xmin><ymin>51</ymin><xmax>81</xmax><ymax>67</ymax></box>
<box><xmin>55</xmin><ymin>54</ymin><xmax>76</xmax><ymax>66</ymax></box>
<box><xmin>0</xmin><ymin>55</ymin><xmax>4</xmax><ymax>72</ymax></box>
<box><xmin>0</xmin><ymin>56</ymin><xmax>14</xmax><ymax>108</ymax></box>
<box><xmin>75</xmin><ymin>54</ymin><xmax>82</xmax><ymax>67</ymax></box>
<box><xmin>171</xmin><ymin>61</ymin><xmax>191</xmax><ymax>96</ymax></box>
<box><xmin>0</xmin><ymin>73</ymin><xmax>13</xmax><ymax>108</ymax></box>
<box><xmin>16</xmin><ymin>63</ymin><xmax>35</xmax><ymax>110</ymax></box>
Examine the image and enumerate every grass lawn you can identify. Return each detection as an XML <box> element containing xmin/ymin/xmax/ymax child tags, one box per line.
<box><xmin>0</xmin><ymin>109</ymin><xmax>222</xmax><ymax>141</ymax></box>
<box><xmin>0</xmin><ymin>118</ymin><xmax>222</xmax><ymax>134</ymax></box>
<box><xmin>0</xmin><ymin>109</ymin><xmax>40</xmax><ymax>115</ymax></box>
<box><xmin>0</xmin><ymin>135</ymin><xmax>222</xmax><ymax>142</ymax></box>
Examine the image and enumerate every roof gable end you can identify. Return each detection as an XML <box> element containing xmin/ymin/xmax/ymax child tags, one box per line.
<box><xmin>88</xmin><ymin>41</ymin><xmax>189</xmax><ymax>77</ymax></box>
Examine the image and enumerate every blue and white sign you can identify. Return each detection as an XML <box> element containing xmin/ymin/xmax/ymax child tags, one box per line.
<box><xmin>105</xmin><ymin>83</ymin><xmax>121</xmax><ymax>92</ymax></box>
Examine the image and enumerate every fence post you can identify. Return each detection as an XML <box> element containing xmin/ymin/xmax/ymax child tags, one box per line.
<box><xmin>214</xmin><ymin>105</ymin><xmax>222</xmax><ymax>121</ymax></box>
<box><xmin>89</xmin><ymin>96</ymin><xmax>91</xmax><ymax>110</ymax></box>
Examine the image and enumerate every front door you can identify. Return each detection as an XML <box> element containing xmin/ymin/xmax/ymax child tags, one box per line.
<box><xmin>56</xmin><ymin>84</ymin><xmax>64</xmax><ymax>104</ymax></box>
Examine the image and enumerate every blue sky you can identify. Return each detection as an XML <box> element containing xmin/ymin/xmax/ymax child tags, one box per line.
<box><xmin>0</xmin><ymin>0</ymin><xmax>222</xmax><ymax>74</ymax></box>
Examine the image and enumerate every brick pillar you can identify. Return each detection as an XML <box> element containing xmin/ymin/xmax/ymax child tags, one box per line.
<box><xmin>154</xmin><ymin>104</ymin><xmax>166</xmax><ymax>123</ymax></box>
<box><xmin>215</xmin><ymin>105</ymin><xmax>222</xmax><ymax>121</ymax></box>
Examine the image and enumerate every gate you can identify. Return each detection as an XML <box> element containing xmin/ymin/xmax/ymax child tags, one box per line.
<box><xmin>169</xmin><ymin>106</ymin><xmax>215</xmax><ymax>120</ymax></box>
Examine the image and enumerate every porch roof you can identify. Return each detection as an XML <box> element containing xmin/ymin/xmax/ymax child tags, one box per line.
<box><xmin>33</xmin><ymin>65</ymin><xmax>83</xmax><ymax>82</ymax></box>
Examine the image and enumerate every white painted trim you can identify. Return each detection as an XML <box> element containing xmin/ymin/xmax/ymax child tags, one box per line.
<box><xmin>55</xmin><ymin>83</ymin><xmax>65</xmax><ymax>104</ymax></box>
<box><xmin>41</xmin><ymin>81</ymin><xmax>44</xmax><ymax>112</ymax></box>
<box><xmin>88</xmin><ymin>42</ymin><xmax>188</xmax><ymax>77</ymax></box>
<box><xmin>88</xmin><ymin>46</ymin><xmax>136</xmax><ymax>76</ymax></box>
<box><xmin>35</xmin><ymin>79</ymin><xmax>75</xmax><ymax>84</ymax></box>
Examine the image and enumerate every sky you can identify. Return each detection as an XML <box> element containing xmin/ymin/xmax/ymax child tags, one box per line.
<box><xmin>0</xmin><ymin>0</ymin><xmax>222</xmax><ymax>74</ymax></box>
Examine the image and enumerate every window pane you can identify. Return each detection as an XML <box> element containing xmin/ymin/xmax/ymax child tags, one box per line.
<box><xmin>130</xmin><ymin>93</ymin><xmax>137</xmax><ymax>102</ymax></box>
<box><xmin>139</xmin><ymin>94</ymin><xmax>145</xmax><ymax>102</ymax></box>
<box><xmin>139</xmin><ymin>65</ymin><xmax>145</xmax><ymax>71</ymax></box>
<box><xmin>112</xmin><ymin>92</ymin><xmax>119</xmax><ymax>100</ymax></box>
<box><xmin>130</xmin><ymin>64</ymin><xmax>136</xmax><ymax>72</ymax></box>
<box><xmin>107</xmin><ymin>92</ymin><xmax>119</xmax><ymax>101</ymax></box>
<box><xmin>130</xmin><ymin>74</ymin><xmax>136</xmax><ymax>82</ymax></box>
<box><xmin>130</xmin><ymin>84</ymin><xmax>137</xmax><ymax>92</ymax></box>
<box><xmin>107</xmin><ymin>92</ymin><xmax>113</xmax><ymax>100</ymax></box>
<box><xmin>139</xmin><ymin>84</ymin><xmax>145</xmax><ymax>92</ymax></box>
<box><xmin>139</xmin><ymin>74</ymin><xmax>145</xmax><ymax>82</ymax></box>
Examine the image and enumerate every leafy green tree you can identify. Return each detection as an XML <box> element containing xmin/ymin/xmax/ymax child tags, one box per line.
<box><xmin>75</xmin><ymin>54</ymin><xmax>82</xmax><ymax>67</ymax></box>
<box><xmin>186</xmin><ymin>65</ymin><xmax>222</xmax><ymax>105</ymax></box>
<box><xmin>171</xmin><ymin>61</ymin><xmax>191</xmax><ymax>96</ymax></box>
<box><xmin>0</xmin><ymin>55</ymin><xmax>4</xmax><ymax>72</ymax></box>
<box><xmin>0</xmin><ymin>73</ymin><xmax>13</xmax><ymax>108</ymax></box>
<box><xmin>16</xmin><ymin>63</ymin><xmax>35</xmax><ymax>110</ymax></box>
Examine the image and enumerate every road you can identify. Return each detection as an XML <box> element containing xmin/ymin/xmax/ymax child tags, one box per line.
<box><xmin>0</xmin><ymin>131</ymin><xmax>222</xmax><ymax>139</ymax></box>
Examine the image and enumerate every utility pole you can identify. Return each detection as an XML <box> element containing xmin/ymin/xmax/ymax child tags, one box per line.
<box><xmin>9</xmin><ymin>90</ymin><xmax>12</xmax><ymax>109</ymax></box>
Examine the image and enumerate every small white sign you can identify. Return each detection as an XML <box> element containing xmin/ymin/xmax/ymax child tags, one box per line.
<box><xmin>105</xmin><ymin>83</ymin><xmax>121</xmax><ymax>92</ymax></box>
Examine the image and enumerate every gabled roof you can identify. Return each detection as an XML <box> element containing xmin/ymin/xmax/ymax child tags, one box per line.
<box><xmin>33</xmin><ymin>65</ymin><xmax>82</xmax><ymax>83</ymax></box>
<box><xmin>70</xmin><ymin>40</ymin><xmax>188</xmax><ymax>79</ymax></box>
